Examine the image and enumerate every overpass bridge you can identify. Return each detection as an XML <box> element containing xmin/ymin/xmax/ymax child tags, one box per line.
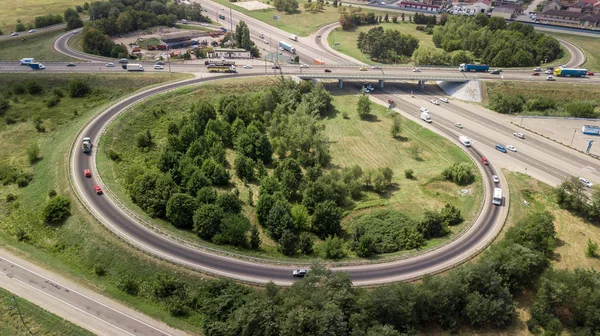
<box><xmin>295</xmin><ymin>73</ymin><xmax>471</xmax><ymax>88</ymax></box>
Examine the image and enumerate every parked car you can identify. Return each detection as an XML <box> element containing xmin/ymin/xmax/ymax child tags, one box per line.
<box><xmin>292</xmin><ymin>269</ymin><xmax>308</xmax><ymax>277</ymax></box>
<box><xmin>546</xmin><ymin>75</ymin><xmax>555</xmax><ymax>81</ymax></box>
<box><xmin>481</xmin><ymin>157</ymin><xmax>489</xmax><ymax>165</ymax></box>
<box><xmin>67</xmin><ymin>62</ymin><xmax>76</xmax><ymax>67</ymax></box>
<box><xmin>106</xmin><ymin>63</ymin><xmax>115</xmax><ymax>67</ymax></box>
<box><xmin>93</xmin><ymin>185</ymin><xmax>103</xmax><ymax>195</ymax></box>
<box><xmin>413</xmin><ymin>68</ymin><xmax>421</xmax><ymax>72</ymax></box>
<box><xmin>455</xmin><ymin>122</ymin><xmax>463</xmax><ymax>129</ymax></box>
<box><xmin>359</xmin><ymin>67</ymin><xmax>367</xmax><ymax>71</ymax></box>
<box><xmin>579</xmin><ymin>177</ymin><xmax>593</xmax><ymax>188</ymax></box>
<box><xmin>493</xmin><ymin>175</ymin><xmax>499</xmax><ymax>183</ymax></box>
<box><xmin>532</xmin><ymin>72</ymin><xmax>540</xmax><ymax>76</ymax></box>
<box><xmin>84</xmin><ymin>169</ymin><xmax>91</xmax><ymax>178</ymax></box>
<box><xmin>324</xmin><ymin>69</ymin><xmax>332</xmax><ymax>73</ymax></box>
<box><xmin>513</xmin><ymin>132</ymin><xmax>525</xmax><ymax>139</ymax></box>
<box><xmin>243</xmin><ymin>64</ymin><xmax>253</xmax><ymax>69</ymax></box>
<box><xmin>506</xmin><ymin>145</ymin><xmax>517</xmax><ymax>152</ymax></box>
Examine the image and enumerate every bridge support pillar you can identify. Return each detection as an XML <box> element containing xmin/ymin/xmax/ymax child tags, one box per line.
<box><xmin>378</xmin><ymin>80</ymin><xmax>385</xmax><ymax>89</ymax></box>
<box><xmin>338</xmin><ymin>79</ymin><xmax>344</xmax><ymax>89</ymax></box>
<box><xmin>419</xmin><ymin>80</ymin><xmax>425</xmax><ymax>89</ymax></box>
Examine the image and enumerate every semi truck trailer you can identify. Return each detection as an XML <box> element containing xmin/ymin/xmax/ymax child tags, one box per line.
<box><xmin>279</xmin><ymin>41</ymin><xmax>296</xmax><ymax>54</ymax></box>
<box><xmin>459</xmin><ymin>63</ymin><xmax>489</xmax><ymax>72</ymax></box>
<box><xmin>553</xmin><ymin>67</ymin><xmax>587</xmax><ymax>77</ymax></box>
<box><xmin>124</xmin><ymin>64</ymin><xmax>144</xmax><ymax>71</ymax></box>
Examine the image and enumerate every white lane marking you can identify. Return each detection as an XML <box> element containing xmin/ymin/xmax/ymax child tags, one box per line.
<box><xmin>0</xmin><ymin>257</ymin><xmax>172</xmax><ymax>336</ymax></box>
<box><xmin>582</xmin><ymin>166</ymin><xmax>596</xmax><ymax>173</ymax></box>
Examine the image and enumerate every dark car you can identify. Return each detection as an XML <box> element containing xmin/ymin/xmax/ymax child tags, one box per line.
<box><xmin>324</xmin><ymin>69</ymin><xmax>332</xmax><ymax>73</ymax></box>
<box><xmin>67</xmin><ymin>62</ymin><xmax>76</xmax><ymax>67</ymax></box>
<box><xmin>272</xmin><ymin>65</ymin><xmax>281</xmax><ymax>69</ymax></box>
<box><xmin>156</xmin><ymin>61</ymin><xmax>165</xmax><ymax>65</ymax></box>
<box><xmin>531</xmin><ymin>72</ymin><xmax>540</xmax><ymax>76</ymax></box>
<box><xmin>490</xmin><ymin>69</ymin><xmax>500</xmax><ymax>74</ymax></box>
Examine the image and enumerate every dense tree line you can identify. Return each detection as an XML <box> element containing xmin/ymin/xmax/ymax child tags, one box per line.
<box><xmin>357</xmin><ymin>26</ymin><xmax>419</xmax><ymax>63</ymax></box>
<box><xmin>273</xmin><ymin>0</ymin><xmax>299</xmax><ymax>14</ymax></box>
<box><xmin>488</xmin><ymin>93</ymin><xmax>599</xmax><ymax>118</ymax></box>
<box><xmin>33</xmin><ymin>14</ymin><xmax>63</xmax><ymax>29</ymax></box>
<box><xmin>431</xmin><ymin>15</ymin><xmax>563</xmax><ymax>67</ymax></box>
<box><xmin>555</xmin><ymin>177</ymin><xmax>600</xmax><ymax>225</ymax></box>
<box><xmin>116</xmin><ymin>209</ymin><xmax>556</xmax><ymax>334</ymax></box>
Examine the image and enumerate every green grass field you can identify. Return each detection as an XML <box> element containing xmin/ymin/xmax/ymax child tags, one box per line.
<box><xmin>0</xmin><ymin>287</ymin><xmax>94</xmax><ymax>336</ymax></box>
<box><xmin>98</xmin><ymin>77</ymin><xmax>482</xmax><ymax>261</ymax></box>
<box><xmin>0</xmin><ymin>29</ymin><xmax>77</xmax><ymax>61</ymax></box>
<box><xmin>0</xmin><ymin>0</ymin><xmax>85</xmax><ymax>35</ymax></box>
<box><xmin>549</xmin><ymin>32</ymin><xmax>600</xmax><ymax>72</ymax></box>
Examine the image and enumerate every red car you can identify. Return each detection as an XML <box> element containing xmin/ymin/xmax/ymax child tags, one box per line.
<box><xmin>587</xmin><ymin>72</ymin><xmax>594</xmax><ymax>76</ymax></box>
<box><xmin>531</xmin><ymin>72</ymin><xmax>540</xmax><ymax>76</ymax></box>
<box><xmin>84</xmin><ymin>169</ymin><xmax>91</xmax><ymax>178</ymax></box>
<box><xmin>93</xmin><ymin>185</ymin><xmax>103</xmax><ymax>195</ymax></box>
<box><xmin>481</xmin><ymin>157</ymin><xmax>489</xmax><ymax>165</ymax></box>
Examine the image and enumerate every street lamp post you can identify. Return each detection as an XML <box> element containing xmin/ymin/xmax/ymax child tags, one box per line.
<box><xmin>570</xmin><ymin>129</ymin><xmax>577</xmax><ymax>146</ymax></box>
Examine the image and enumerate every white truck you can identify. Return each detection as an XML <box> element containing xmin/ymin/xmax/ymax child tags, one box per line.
<box><xmin>459</xmin><ymin>135</ymin><xmax>471</xmax><ymax>147</ymax></box>
<box><xmin>82</xmin><ymin>137</ymin><xmax>92</xmax><ymax>153</ymax></box>
<box><xmin>126</xmin><ymin>64</ymin><xmax>144</xmax><ymax>71</ymax></box>
<box><xmin>420</xmin><ymin>111</ymin><xmax>432</xmax><ymax>123</ymax></box>
<box><xmin>289</xmin><ymin>34</ymin><xmax>298</xmax><ymax>41</ymax></box>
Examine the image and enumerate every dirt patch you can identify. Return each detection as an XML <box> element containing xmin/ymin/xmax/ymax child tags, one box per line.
<box><xmin>233</xmin><ymin>0</ymin><xmax>274</xmax><ymax>10</ymax></box>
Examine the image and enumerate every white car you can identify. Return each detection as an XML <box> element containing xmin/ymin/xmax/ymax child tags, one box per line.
<box><xmin>579</xmin><ymin>177</ymin><xmax>593</xmax><ymax>188</ymax></box>
<box><xmin>506</xmin><ymin>145</ymin><xmax>517</xmax><ymax>152</ymax></box>
<box><xmin>545</xmin><ymin>70</ymin><xmax>552</xmax><ymax>74</ymax></box>
<box><xmin>492</xmin><ymin>175</ymin><xmax>500</xmax><ymax>183</ymax></box>
<box><xmin>300</xmin><ymin>64</ymin><xmax>309</xmax><ymax>68</ymax></box>
<box><xmin>533</xmin><ymin>67</ymin><xmax>542</xmax><ymax>72</ymax></box>
<box><xmin>292</xmin><ymin>269</ymin><xmax>308</xmax><ymax>277</ymax></box>
<box><xmin>419</xmin><ymin>107</ymin><xmax>430</xmax><ymax>113</ymax></box>
<box><xmin>372</xmin><ymin>65</ymin><xmax>381</xmax><ymax>69</ymax></box>
<box><xmin>105</xmin><ymin>63</ymin><xmax>115</xmax><ymax>67</ymax></box>
<box><xmin>546</xmin><ymin>75</ymin><xmax>555</xmax><ymax>81</ymax></box>
<box><xmin>455</xmin><ymin>123</ymin><xmax>463</xmax><ymax>129</ymax></box>
<box><xmin>513</xmin><ymin>132</ymin><xmax>525</xmax><ymax>139</ymax></box>
<box><xmin>201</xmin><ymin>23</ymin><xmax>208</xmax><ymax>26</ymax></box>
<box><xmin>279</xmin><ymin>47</ymin><xmax>284</xmax><ymax>51</ymax></box>
<box><xmin>430</xmin><ymin>99</ymin><xmax>440</xmax><ymax>105</ymax></box>
<box><xmin>243</xmin><ymin>64</ymin><xmax>253</xmax><ymax>69</ymax></box>
<box><xmin>154</xmin><ymin>65</ymin><xmax>164</xmax><ymax>70</ymax></box>
<box><xmin>11</xmin><ymin>32</ymin><xmax>18</xmax><ymax>36</ymax></box>
<box><xmin>413</xmin><ymin>68</ymin><xmax>421</xmax><ymax>72</ymax></box>
<box><xmin>28</xmin><ymin>29</ymin><xmax>36</xmax><ymax>33</ymax></box>
<box><xmin>263</xmin><ymin>39</ymin><xmax>269</xmax><ymax>44</ymax></box>
<box><xmin>438</xmin><ymin>97</ymin><xmax>448</xmax><ymax>103</ymax></box>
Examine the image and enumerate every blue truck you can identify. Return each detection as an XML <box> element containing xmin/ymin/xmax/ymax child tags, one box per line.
<box><xmin>29</xmin><ymin>63</ymin><xmax>45</xmax><ymax>70</ymax></box>
<box><xmin>459</xmin><ymin>63</ymin><xmax>489</xmax><ymax>72</ymax></box>
<box><xmin>553</xmin><ymin>67</ymin><xmax>587</xmax><ymax>77</ymax></box>
<box><xmin>279</xmin><ymin>41</ymin><xmax>296</xmax><ymax>54</ymax></box>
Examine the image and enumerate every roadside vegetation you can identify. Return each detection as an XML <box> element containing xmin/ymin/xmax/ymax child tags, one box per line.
<box><xmin>0</xmin><ymin>286</ymin><xmax>94</xmax><ymax>336</ymax></box>
<box><xmin>99</xmin><ymin>77</ymin><xmax>480</xmax><ymax>261</ymax></box>
<box><xmin>483</xmin><ymin>81</ymin><xmax>600</xmax><ymax>118</ymax></box>
<box><xmin>0</xmin><ymin>0</ymin><xmax>84</xmax><ymax>34</ymax></box>
<box><xmin>0</xmin><ymin>29</ymin><xmax>77</xmax><ymax>61</ymax></box>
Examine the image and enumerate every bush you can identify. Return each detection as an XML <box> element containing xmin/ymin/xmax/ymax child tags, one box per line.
<box><xmin>322</xmin><ymin>235</ymin><xmax>346</xmax><ymax>259</ymax></box>
<box><xmin>26</xmin><ymin>144</ymin><xmax>41</xmax><ymax>164</ymax></box>
<box><xmin>440</xmin><ymin>203</ymin><xmax>463</xmax><ymax>226</ymax></box>
<box><xmin>48</xmin><ymin>189</ymin><xmax>57</xmax><ymax>198</ymax></box>
<box><xmin>136</xmin><ymin>130</ymin><xmax>153</xmax><ymax>149</ymax></box>
<box><xmin>93</xmin><ymin>264</ymin><xmax>107</xmax><ymax>276</ymax></box>
<box><xmin>52</xmin><ymin>88</ymin><xmax>65</xmax><ymax>98</ymax></box>
<box><xmin>405</xmin><ymin>169</ymin><xmax>414</xmax><ymax>179</ymax></box>
<box><xmin>298</xmin><ymin>232</ymin><xmax>314</xmax><ymax>255</ymax></box>
<box><xmin>118</xmin><ymin>276</ymin><xmax>140</xmax><ymax>296</ymax></box>
<box><xmin>42</xmin><ymin>195</ymin><xmax>71</xmax><ymax>225</ymax></box>
<box><xmin>12</xmin><ymin>83</ymin><xmax>25</xmax><ymax>95</ymax></box>
<box><xmin>0</xmin><ymin>98</ymin><xmax>9</xmax><ymax>115</ymax></box>
<box><xmin>46</xmin><ymin>95</ymin><xmax>60</xmax><ymax>108</ymax></box>
<box><xmin>107</xmin><ymin>149</ymin><xmax>121</xmax><ymax>162</ymax></box>
<box><xmin>442</xmin><ymin>162</ymin><xmax>475</xmax><ymax>185</ymax></box>
<box><xmin>25</xmin><ymin>80</ymin><xmax>43</xmax><ymax>95</ymax></box>
<box><xmin>33</xmin><ymin>115</ymin><xmax>45</xmax><ymax>132</ymax></box>
<box><xmin>68</xmin><ymin>79</ymin><xmax>91</xmax><ymax>98</ymax></box>
<box><xmin>6</xmin><ymin>194</ymin><xmax>17</xmax><ymax>202</ymax></box>
<box><xmin>487</xmin><ymin>93</ymin><xmax>524</xmax><ymax>114</ymax></box>
<box><xmin>349</xmin><ymin>210</ymin><xmax>423</xmax><ymax>254</ymax></box>
<box><xmin>16</xmin><ymin>175</ymin><xmax>30</xmax><ymax>188</ymax></box>
<box><xmin>357</xmin><ymin>94</ymin><xmax>371</xmax><ymax>119</ymax></box>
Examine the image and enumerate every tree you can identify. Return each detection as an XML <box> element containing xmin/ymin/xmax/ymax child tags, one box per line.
<box><xmin>236</xmin><ymin>124</ymin><xmax>273</xmax><ymax>164</ymax></box>
<box><xmin>312</xmin><ymin>201</ymin><xmax>342</xmax><ymax>238</ymax></box>
<box><xmin>390</xmin><ymin>115</ymin><xmax>402</xmax><ymax>138</ymax></box>
<box><xmin>214</xmin><ymin>214</ymin><xmax>251</xmax><ymax>247</ymax></box>
<box><xmin>586</xmin><ymin>238</ymin><xmax>598</xmax><ymax>258</ymax></box>
<box><xmin>201</xmin><ymin>159</ymin><xmax>230</xmax><ymax>186</ymax></box>
<box><xmin>298</xmin><ymin>232</ymin><xmax>314</xmax><ymax>255</ymax></box>
<box><xmin>15</xmin><ymin>20</ymin><xmax>26</xmax><ymax>32</ymax></box>
<box><xmin>279</xmin><ymin>229</ymin><xmax>298</xmax><ymax>256</ymax></box>
<box><xmin>357</xmin><ymin>93</ymin><xmax>371</xmax><ymax>119</ymax></box>
<box><xmin>355</xmin><ymin>234</ymin><xmax>376</xmax><ymax>257</ymax></box>
<box><xmin>401</xmin><ymin>12</ymin><xmax>405</xmax><ymax>22</ymax></box>
<box><xmin>193</xmin><ymin>204</ymin><xmax>224</xmax><ymax>240</ymax></box>
<box><xmin>68</xmin><ymin>79</ymin><xmax>91</xmax><ymax>97</ymax></box>
<box><xmin>42</xmin><ymin>195</ymin><xmax>71</xmax><ymax>225</ymax></box>
<box><xmin>64</xmin><ymin>8</ymin><xmax>83</xmax><ymax>30</ymax></box>
<box><xmin>266</xmin><ymin>200</ymin><xmax>295</xmax><ymax>240</ymax></box>
<box><xmin>291</xmin><ymin>204</ymin><xmax>310</xmax><ymax>230</ymax></box>
<box><xmin>166</xmin><ymin>193</ymin><xmax>198</xmax><ymax>229</ymax></box>
<box><xmin>322</xmin><ymin>235</ymin><xmax>345</xmax><ymax>259</ymax></box>
<box><xmin>408</xmin><ymin>143</ymin><xmax>422</xmax><ymax>160</ymax></box>
<box><xmin>250</xmin><ymin>225</ymin><xmax>261</xmax><ymax>249</ymax></box>
<box><xmin>392</xmin><ymin>15</ymin><xmax>398</xmax><ymax>23</ymax></box>
<box><xmin>488</xmin><ymin>16</ymin><xmax>507</xmax><ymax>31</ymax></box>
<box><xmin>26</xmin><ymin>144</ymin><xmax>41</xmax><ymax>164</ymax></box>
<box><xmin>384</xmin><ymin>13</ymin><xmax>389</xmax><ymax>22</ymax></box>
<box><xmin>216</xmin><ymin>192</ymin><xmax>242</xmax><ymax>214</ymax></box>
<box><xmin>442</xmin><ymin>162</ymin><xmax>475</xmax><ymax>185</ymax></box>
<box><xmin>419</xmin><ymin>210</ymin><xmax>448</xmax><ymax>239</ymax></box>
<box><xmin>130</xmin><ymin>172</ymin><xmax>178</xmax><ymax>218</ymax></box>
<box><xmin>440</xmin><ymin>203</ymin><xmax>463</xmax><ymax>226</ymax></box>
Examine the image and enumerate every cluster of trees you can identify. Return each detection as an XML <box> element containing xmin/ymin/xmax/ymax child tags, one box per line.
<box><xmin>339</xmin><ymin>8</ymin><xmax>380</xmax><ymax>30</ymax></box>
<box><xmin>412</xmin><ymin>13</ymin><xmax>437</xmax><ymax>25</ymax></box>
<box><xmin>273</xmin><ymin>0</ymin><xmax>299</xmax><ymax>14</ymax></box>
<box><xmin>33</xmin><ymin>14</ymin><xmax>63</xmax><ymax>29</ymax></box>
<box><xmin>233</xmin><ymin>21</ymin><xmax>260</xmax><ymax>58</ymax></box>
<box><xmin>488</xmin><ymin>93</ymin><xmax>599</xmax><ymax>118</ymax></box>
<box><xmin>64</xmin><ymin>8</ymin><xmax>84</xmax><ymax>30</ymax></box>
<box><xmin>122</xmin><ymin>209</ymin><xmax>555</xmax><ymax>334</ymax></box>
<box><xmin>431</xmin><ymin>15</ymin><xmax>563</xmax><ymax>67</ymax></box>
<box><xmin>442</xmin><ymin>162</ymin><xmax>475</xmax><ymax>185</ymax></box>
<box><xmin>555</xmin><ymin>177</ymin><xmax>600</xmax><ymax>225</ymax></box>
<box><xmin>81</xmin><ymin>0</ymin><xmax>209</xmax><ymax>57</ymax></box>
<box><xmin>357</xmin><ymin>26</ymin><xmax>419</xmax><ymax>63</ymax></box>
<box><xmin>349</xmin><ymin>206</ymin><xmax>462</xmax><ymax>257</ymax></box>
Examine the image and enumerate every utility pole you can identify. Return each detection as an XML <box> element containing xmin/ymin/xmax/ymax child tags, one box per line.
<box><xmin>570</xmin><ymin>129</ymin><xmax>577</xmax><ymax>146</ymax></box>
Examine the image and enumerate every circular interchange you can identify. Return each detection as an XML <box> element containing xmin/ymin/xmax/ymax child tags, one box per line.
<box><xmin>59</xmin><ymin>13</ymin><xmax>596</xmax><ymax>285</ymax></box>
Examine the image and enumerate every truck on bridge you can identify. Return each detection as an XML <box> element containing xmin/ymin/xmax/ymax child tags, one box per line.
<box><xmin>279</xmin><ymin>41</ymin><xmax>296</xmax><ymax>54</ymax></box>
<box><xmin>553</xmin><ymin>67</ymin><xmax>587</xmax><ymax>77</ymax></box>
<box><xmin>459</xmin><ymin>63</ymin><xmax>489</xmax><ymax>72</ymax></box>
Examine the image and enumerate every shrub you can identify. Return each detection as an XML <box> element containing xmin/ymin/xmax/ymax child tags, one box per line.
<box><xmin>25</xmin><ymin>80</ymin><xmax>43</xmax><ymax>95</ymax></box>
<box><xmin>322</xmin><ymin>235</ymin><xmax>346</xmax><ymax>259</ymax></box>
<box><xmin>48</xmin><ymin>189</ymin><xmax>57</xmax><ymax>198</ymax></box>
<box><xmin>33</xmin><ymin>115</ymin><xmax>45</xmax><ymax>132</ymax></box>
<box><xmin>68</xmin><ymin>79</ymin><xmax>91</xmax><ymax>98</ymax></box>
<box><xmin>0</xmin><ymin>98</ymin><xmax>9</xmax><ymax>115</ymax></box>
<box><xmin>249</xmin><ymin>225</ymin><xmax>261</xmax><ymax>249</ymax></box>
<box><xmin>107</xmin><ymin>149</ymin><xmax>121</xmax><ymax>162</ymax></box>
<box><xmin>93</xmin><ymin>264</ymin><xmax>107</xmax><ymax>276</ymax></box>
<box><xmin>136</xmin><ymin>130</ymin><xmax>153</xmax><ymax>149</ymax></box>
<box><xmin>26</xmin><ymin>144</ymin><xmax>41</xmax><ymax>164</ymax></box>
<box><xmin>442</xmin><ymin>162</ymin><xmax>475</xmax><ymax>185</ymax></box>
<box><xmin>6</xmin><ymin>194</ymin><xmax>17</xmax><ymax>202</ymax></box>
<box><xmin>42</xmin><ymin>195</ymin><xmax>71</xmax><ymax>225</ymax></box>
<box><xmin>52</xmin><ymin>88</ymin><xmax>65</xmax><ymax>98</ymax></box>
<box><xmin>12</xmin><ymin>83</ymin><xmax>26</xmax><ymax>95</ymax></box>
<box><xmin>441</xmin><ymin>203</ymin><xmax>463</xmax><ymax>226</ymax></box>
<box><xmin>46</xmin><ymin>95</ymin><xmax>60</xmax><ymax>108</ymax></box>
<box><xmin>349</xmin><ymin>210</ymin><xmax>423</xmax><ymax>254</ymax></box>
<box><xmin>405</xmin><ymin>169</ymin><xmax>414</xmax><ymax>179</ymax></box>
<box><xmin>118</xmin><ymin>276</ymin><xmax>140</xmax><ymax>296</ymax></box>
<box><xmin>16</xmin><ymin>175</ymin><xmax>30</xmax><ymax>188</ymax></box>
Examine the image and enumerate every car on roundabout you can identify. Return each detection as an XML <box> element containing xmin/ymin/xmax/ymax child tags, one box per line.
<box><xmin>587</xmin><ymin>72</ymin><xmax>594</xmax><ymax>76</ymax></box>
<box><xmin>513</xmin><ymin>132</ymin><xmax>525</xmax><ymax>139</ymax></box>
<box><xmin>272</xmin><ymin>65</ymin><xmax>280</xmax><ymax>69</ymax></box>
<box><xmin>531</xmin><ymin>72</ymin><xmax>540</xmax><ymax>76</ymax></box>
<box><xmin>438</xmin><ymin>97</ymin><xmax>448</xmax><ymax>103</ymax></box>
<box><xmin>243</xmin><ymin>64</ymin><xmax>252</xmax><ymax>69</ymax></box>
<box><xmin>490</xmin><ymin>69</ymin><xmax>501</xmax><ymax>74</ymax></box>
<box><xmin>481</xmin><ymin>157</ymin><xmax>489</xmax><ymax>165</ymax></box>
<box><xmin>154</xmin><ymin>65</ymin><xmax>164</xmax><ymax>70</ymax></box>
<box><xmin>580</xmin><ymin>177</ymin><xmax>593</xmax><ymax>188</ymax></box>
<box><xmin>372</xmin><ymin>65</ymin><xmax>381</xmax><ymax>69</ymax></box>
<box><xmin>84</xmin><ymin>169</ymin><xmax>91</xmax><ymax>178</ymax></box>
<box><xmin>493</xmin><ymin>175</ymin><xmax>499</xmax><ymax>183</ymax></box>
<box><xmin>11</xmin><ymin>32</ymin><xmax>18</xmax><ymax>36</ymax></box>
<box><xmin>546</xmin><ymin>75</ymin><xmax>555</xmax><ymax>81</ymax></box>
<box><xmin>67</xmin><ymin>62</ymin><xmax>76</xmax><ymax>67</ymax></box>
<box><xmin>419</xmin><ymin>107</ymin><xmax>430</xmax><ymax>113</ymax></box>
<box><xmin>93</xmin><ymin>185</ymin><xmax>103</xmax><ymax>195</ymax></box>
<box><xmin>413</xmin><ymin>68</ymin><xmax>421</xmax><ymax>72</ymax></box>
<box><xmin>545</xmin><ymin>70</ymin><xmax>552</xmax><ymax>74</ymax></box>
